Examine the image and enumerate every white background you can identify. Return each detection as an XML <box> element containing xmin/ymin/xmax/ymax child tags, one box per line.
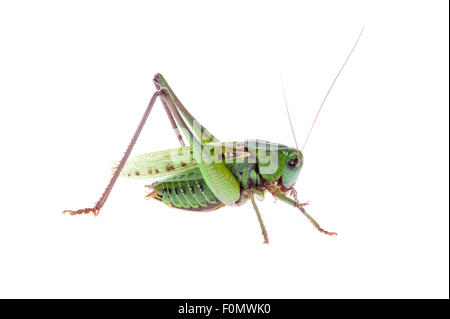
<box><xmin>0</xmin><ymin>0</ymin><xmax>448</xmax><ymax>298</ymax></box>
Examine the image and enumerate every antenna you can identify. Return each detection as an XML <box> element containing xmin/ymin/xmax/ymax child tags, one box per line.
<box><xmin>281</xmin><ymin>76</ymin><xmax>302</xmax><ymax>165</ymax></box>
<box><xmin>302</xmin><ymin>27</ymin><xmax>364</xmax><ymax>152</ymax></box>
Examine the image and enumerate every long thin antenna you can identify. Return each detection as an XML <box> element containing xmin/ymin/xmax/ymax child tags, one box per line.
<box><xmin>281</xmin><ymin>76</ymin><xmax>301</xmax><ymax>165</ymax></box>
<box><xmin>302</xmin><ymin>27</ymin><xmax>364</xmax><ymax>152</ymax></box>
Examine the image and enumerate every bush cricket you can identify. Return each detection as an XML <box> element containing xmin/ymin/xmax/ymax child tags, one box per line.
<box><xmin>63</xmin><ymin>29</ymin><xmax>363</xmax><ymax>244</ymax></box>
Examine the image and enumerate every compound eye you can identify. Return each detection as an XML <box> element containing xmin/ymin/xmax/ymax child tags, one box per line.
<box><xmin>287</xmin><ymin>159</ymin><xmax>297</xmax><ymax>170</ymax></box>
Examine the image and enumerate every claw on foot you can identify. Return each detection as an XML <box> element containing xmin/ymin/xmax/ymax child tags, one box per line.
<box><xmin>62</xmin><ymin>208</ymin><xmax>100</xmax><ymax>216</ymax></box>
<box><xmin>263</xmin><ymin>233</ymin><xmax>269</xmax><ymax>244</ymax></box>
<box><xmin>315</xmin><ymin>227</ymin><xmax>337</xmax><ymax>236</ymax></box>
<box><xmin>295</xmin><ymin>201</ymin><xmax>310</xmax><ymax>208</ymax></box>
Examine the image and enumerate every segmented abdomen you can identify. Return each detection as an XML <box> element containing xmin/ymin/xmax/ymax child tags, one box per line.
<box><xmin>151</xmin><ymin>179</ymin><xmax>224</xmax><ymax>212</ymax></box>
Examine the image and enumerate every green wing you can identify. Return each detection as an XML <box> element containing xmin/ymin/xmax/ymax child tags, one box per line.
<box><xmin>113</xmin><ymin>146</ymin><xmax>195</xmax><ymax>180</ymax></box>
<box><xmin>114</xmin><ymin>142</ymin><xmax>252</xmax><ymax>181</ymax></box>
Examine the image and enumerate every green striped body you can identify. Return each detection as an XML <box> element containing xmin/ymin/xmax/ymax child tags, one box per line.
<box><xmin>117</xmin><ymin>139</ymin><xmax>300</xmax><ymax>211</ymax></box>
<box><xmin>150</xmin><ymin>161</ymin><xmax>261</xmax><ymax>211</ymax></box>
<box><xmin>152</xmin><ymin>179</ymin><xmax>223</xmax><ymax>211</ymax></box>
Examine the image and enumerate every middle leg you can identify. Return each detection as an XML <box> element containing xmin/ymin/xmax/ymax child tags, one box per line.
<box><xmin>250</xmin><ymin>193</ymin><xmax>269</xmax><ymax>244</ymax></box>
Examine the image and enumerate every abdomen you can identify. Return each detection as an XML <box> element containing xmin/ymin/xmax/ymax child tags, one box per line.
<box><xmin>149</xmin><ymin>178</ymin><xmax>225</xmax><ymax>212</ymax></box>
<box><xmin>148</xmin><ymin>162</ymin><xmax>261</xmax><ymax>211</ymax></box>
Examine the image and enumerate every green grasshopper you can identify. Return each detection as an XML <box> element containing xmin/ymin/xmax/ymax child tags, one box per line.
<box><xmin>64</xmin><ymin>30</ymin><xmax>363</xmax><ymax>244</ymax></box>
